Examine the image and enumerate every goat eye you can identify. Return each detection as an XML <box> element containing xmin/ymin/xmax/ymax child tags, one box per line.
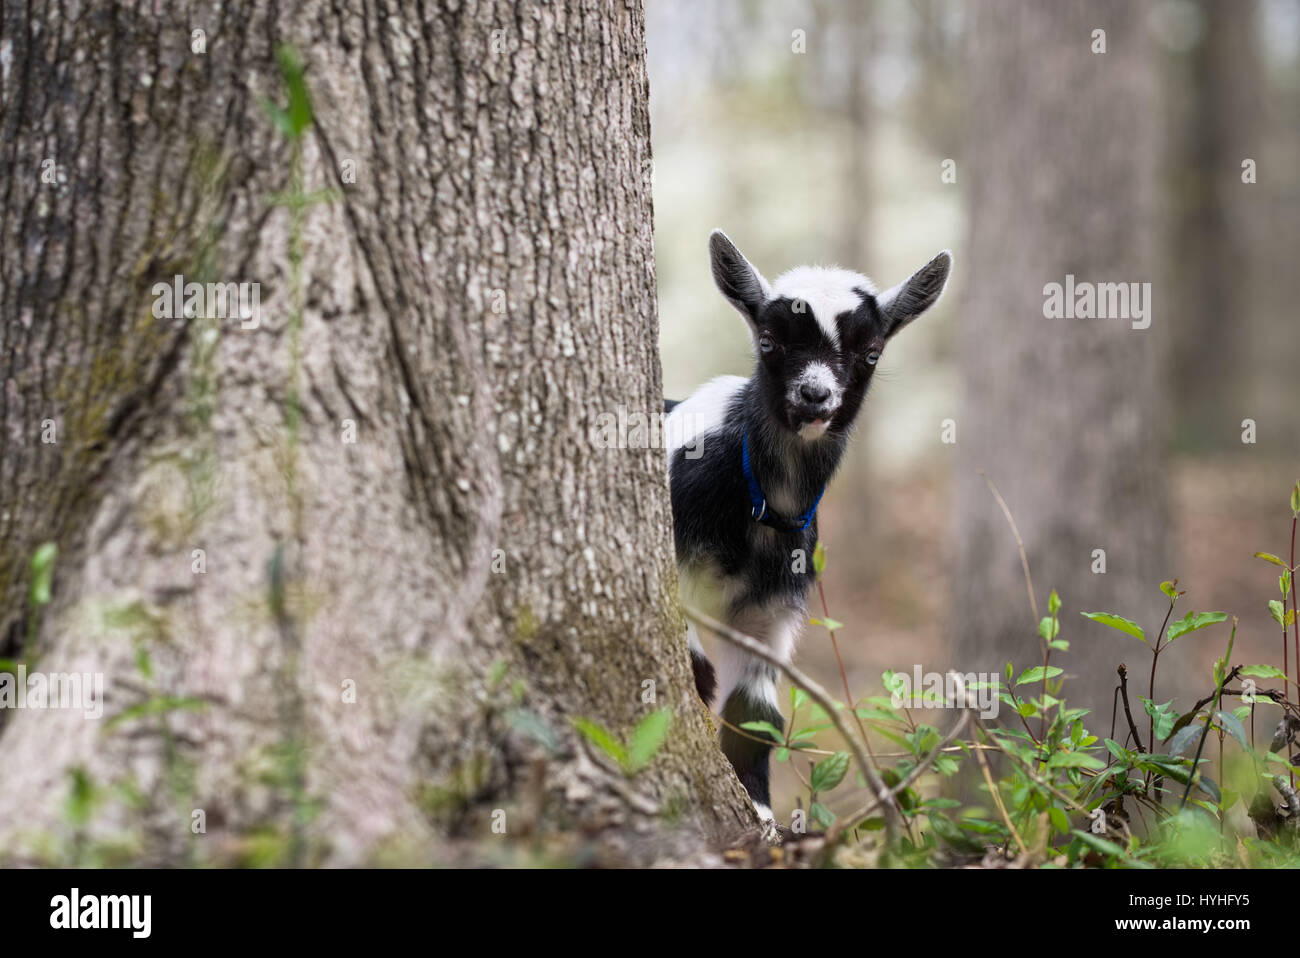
<box><xmin>758</xmin><ymin>335</ymin><xmax>774</xmax><ymax>354</ymax></box>
<box><xmin>865</xmin><ymin>349</ymin><xmax>881</xmax><ymax>366</ymax></box>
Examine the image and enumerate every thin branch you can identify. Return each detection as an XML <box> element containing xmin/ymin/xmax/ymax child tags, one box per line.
<box><xmin>1179</xmin><ymin>657</ymin><xmax>1240</xmax><ymax>810</ymax></box>
<box><xmin>683</xmin><ymin>605</ymin><xmax>900</xmax><ymax>843</ymax></box>
<box><xmin>972</xmin><ymin>730</ymin><xmax>1028</xmax><ymax>857</ymax></box>
<box><xmin>825</xmin><ymin>707</ymin><xmax>972</xmax><ymax>846</ymax></box>
<box><xmin>1116</xmin><ymin>664</ymin><xmax>1144</xmax><ymax>751</ymax></box>
<box><xmin>977</xmin><ymin>470</ymin><xmax>1040</xmax><ymax>629</ymax></box>
<box><xmin>815</xmin><ymin>578</ymin><xmax>909</xmax><ymax>829</ymax></box>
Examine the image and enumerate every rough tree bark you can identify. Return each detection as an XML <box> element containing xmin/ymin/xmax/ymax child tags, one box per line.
<box><xmin>0</xmin><ymin>0</ymin><xmax>754</xmax><ymax>866</ymax></box>
<box><xmin>953</xmin><ymin>1</ymin><xmax>1173</xmax><ymax>722</ymax></box>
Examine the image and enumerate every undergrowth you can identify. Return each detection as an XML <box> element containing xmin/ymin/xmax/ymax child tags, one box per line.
<box><xmin>699</xmin><ymin>478</ymin><xmax>1300</xmax><ymax>868</ymax></box>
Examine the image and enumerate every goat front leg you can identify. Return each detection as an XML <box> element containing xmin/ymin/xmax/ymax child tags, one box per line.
<box><xmin>714</xmin><ymin>605</ymin><xmax>803</xmax><ymax>830</ymax></box>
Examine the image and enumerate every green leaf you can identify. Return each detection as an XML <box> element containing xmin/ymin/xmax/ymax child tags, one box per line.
<box><xmin>812</xmin><ymin>541</ymin><xmax>827</xmax><ymax>576</ymax></box>
<box><xmin>1038</xmin><ymin>616</ymin><xmax>1060</xmax><ymax>640</ymax></box>
<box><xmin>1104</xmin><ymin>738</ymin><xmax>1129</xmax><ymax>761</ymax></box>
<box><xmin>1048</xmin><ymin>589</ymin><xmax>1061</xmax><ymax>616</ymax></box>
<box><xmin>810</xmin><ymin>801</ymin><xmax>835</xmax><ymax>828</ymax></box>
<box><xmin>739</xmin><ymin>720</ymin><xmax>785</xmax><ymax>745</ymax></box>
<box><xmin>572</xmin><ymin>718</ymin><xmax>627</xmax><ymax>766</ymax></box>
<box><xmin>810</xmin><ymin>617</ymin><xmax>844</xmax><ymax>632</ymax></box>
<box><xmin>134</xmin><ymin>644</ymin><xmax>153</xmax><ymax>680</ymax></box>
<box><xmin>628</xmin><ymin>708</ymin><xmax>672</xmax><ymax>771</ymax></box>
<box><xmin>1284</xmin><ymin>570</ymin><xmax>1293</xmax><ymax>597</ymax></box>
<box><xmin>810</xmin><ymin>750</ymin><xmax>851</xmax><ymax>793</ymax></box>
<box><xmin>1048</xmin><ymin>807</ymin><xmax>1069</xmax><ymax>834</ymax></box>
<box><xmin>1015</xmin><ymin>665</ymin><xmax>1063</xmax><ymax>686</ymax></box>
<box><xmin>1080</xmin><ymin>612</ymin><xmax>1146</xmax><ymax>644</ymax></box>
<box><xmin>65</xmin><ymin>768</ymin><xmax>97</xmax><ymax>827</ymax></box>
<box><xmin>1240</xmin><ymin>664</ymin><xmax>1286</xmax><ymax>679</ymax></box>
<box><xmin>1195</xmin><ymin>774</ymin><xmax>1221</xmax><ymax>804</ymax></box>
<box><xmin>1292</xmin><ymin>480</ymin><xmax>1300</xmax><ymax>517</ymax></box>
<box><xmin>1269</xmin><ymin>600</ymin><xmax>1286</xmax><ymax>627</ymax></box>
<box><xmin>1142</xmin><ymin>698</ymin><xmax>1177</xmax><ymax>742</ymax></box>
<box><xmin>1255</xmin><ymin>552</ymin><xmax>1288</xmax><ymax>569</ymax></box>
<box><xmin>104</xmin><ymin>695</ymin><xmax>207</xmax><ymax>731</ymax></box>
<box><xmin>790</xmin><ymin>687</ymin><xmax>809</xmax><ymax>712</ymax></box>
<box><xmin>1167</xmin><ymin>724</ymin><xmax>1202</xmax><ymax>757</ymax></box>
<box><xmin>1049</xmin><ymin>639</ymin><xmax>1070</xmax><ymax>651</ymax></box>
<box><xmin>930</xmin><ymin>813</ymin><xmax>984</xmax><ymax>852</ymax></box>
<box><xmin>1212</xmin><ymin>710</ymin><xmax>1249</xmax><ymax>752</ymax></box>
<box><xmin>1160</xmin><ymin>580</ymin><xmax>1179</xmax><ymax>599</ymax></box>
<box><xmin>1072</xmin><ymin>829</ymin><xmax>1125</xmax><ymax>858</ymax></box>
<box><xmin>1166</xmin><ymin>611</ymin><xmax>1228</xmax><ymax>643</ymax></box>
<box><xmin>277</xmin><ymin>46</ymin><xmax>313</xmax><ymax>137</ymax></box>
<box><xmin>1047</xmin><ymin>750</ymin><xmax>1106</xmax><ymax>770</ymax></box>
<box><xmin>28</xmin><ymin>541</ymin><xmax>58</xmax><ymax>607</ymax></box>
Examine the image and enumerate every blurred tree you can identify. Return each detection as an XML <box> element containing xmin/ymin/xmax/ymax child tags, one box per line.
<box><xmin>953</xmin><ymin>0</ymin><xmax>1173</xmax><ymax>721</ymax></box>
<box><xmin>1167</xmin><ymin>0</ymin><xmax>1263</xmax><ymax>451</ymax></box>
<box><xmin>0</xmin><ymin>0</ymin><xmax>753</xmax><ymax>863</ymax></box>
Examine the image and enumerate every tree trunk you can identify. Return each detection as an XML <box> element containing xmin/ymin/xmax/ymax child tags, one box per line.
<box><xmin>953</xmin><ymin>1</ymin><xmax>1172</xmax><ymax>723</ymax></box>
<box><xmin>0</xmin><ymin>0</ymin><xmax>754</xmax><ymax>866</ymax></box>
<box><xmin>1167</xmin><ymin>0</ymin><xmax>1262</xmax><ymax>450</ymax></box>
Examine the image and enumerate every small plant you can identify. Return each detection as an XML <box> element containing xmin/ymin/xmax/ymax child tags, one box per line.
<box><xmin>573</xmin><ymin>708</ymin><xmax>673</xmax><ymax>776</ymax></box>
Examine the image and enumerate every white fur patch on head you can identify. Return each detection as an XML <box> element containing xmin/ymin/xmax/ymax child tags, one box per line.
<box><xmin>770</xmin><ymin>266</ymin><xmax>876</xmax><ymax>348</ymax></box>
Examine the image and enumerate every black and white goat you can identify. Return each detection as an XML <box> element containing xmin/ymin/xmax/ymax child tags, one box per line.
<box><xmin>665</xmin><ymin>230</ymin><xmax>951</xmax><ymax>827</ymax></box>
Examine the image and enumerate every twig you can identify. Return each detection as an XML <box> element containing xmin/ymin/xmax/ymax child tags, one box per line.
<box><xmin>971</xmin><ymin>729</ymin><xmax>1028</xmax><ymax>857</ymax></box>
<box><xmin>825</xmin><ymin>705</ymin><xmax>971</xmax><ymax>846</ymax></box>
<box><xmin>1148</xmin><ymin>597</ymin><xmax>1177</xmax><ymax>755</ymax></box>
<box><xmin>1179</xmin><ymin>656</ymin><xmax>1240</xmax><ymax>810</ymax></box>
<box><xmin>815</xmin><ymin>578</ymin><xmax>910</xmax><ymax>830</ymax></box>
<box><xmin>1116</xmin><ymin>665</ymin><xmax>1143</xmax><ymax>751</ymax></box>
<box><xmin>684</xmin><ymin>605</ymin><xmax>901</xmax><ymax>843</ymax></box>
<box><xmin>977</xmin><ymin>470</ymin><xmax>1040</xmax><ymax>628</ymax></box>
<box><xmin>978</xmin><ymin>471</ymin><xmax>1048</xmax><ymax>740</ymax></box>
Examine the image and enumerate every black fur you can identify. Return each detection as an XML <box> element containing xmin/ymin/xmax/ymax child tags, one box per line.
<box><xmin>690</xmin><ymin>647</ymin><xmax>717</xmax><ymax>706</ymax></box>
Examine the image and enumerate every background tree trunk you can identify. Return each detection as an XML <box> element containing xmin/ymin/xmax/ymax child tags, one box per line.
<box><xmin>953</xmin><ymin>1</ymin><xmax>1173</xmax><ymax>723</ymax></box>
<box><xmin>1166</xmin><ymin>0</ymin><xmax>1262</xmax><ymax>451</ymax></box>
<box><xmin>0</xmin><ymin>0</ymin><xmax>753</xmax><ymax>866</ymax></box>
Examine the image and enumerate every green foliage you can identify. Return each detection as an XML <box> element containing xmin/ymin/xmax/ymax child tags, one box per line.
<box><xmin>28</xmin><ymin>542</ymin><xmax>57</xmax><ymax>608</ymax></box>
<box><xmin>1079</xmin><ymin>611</ymin><xmax>1145</xmax><ymax>643</ymax></box>
<box><xmin>784</xmin><ymin>480</ymin><xmax>1300</xmax><ymax>869</ymax></box>
<box><xmin>262</xmin><ymin>46</ymin><xmax>314</xmax><ymax>140</ymax></box>
<box><xmin>572</xmin><ymin>708</ymin><xmax>673</xmax><ymax>776</ymax></box>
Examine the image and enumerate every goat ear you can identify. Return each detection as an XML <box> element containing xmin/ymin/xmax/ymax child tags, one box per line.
<box><xmin>709</xmin><ymin>229</ymin><xmax>771</xmax><ymax>324</ymax></box>
<box><xmin>878</xmin><ymin>250</ymin><xmax>952</xmax><ymax>336</ymax></box>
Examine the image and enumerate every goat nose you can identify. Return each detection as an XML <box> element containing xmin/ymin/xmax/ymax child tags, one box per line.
<box><xmin>800</xmin><ymin>383</ymin><xmax>831</xmax><ymax>404</ymax></box>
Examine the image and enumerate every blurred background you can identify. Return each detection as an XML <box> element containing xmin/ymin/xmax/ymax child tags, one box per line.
<box><xmin>646</xmin><ymin>0</ymin><xmax>1300</xmax><ymax>814</ymax></box>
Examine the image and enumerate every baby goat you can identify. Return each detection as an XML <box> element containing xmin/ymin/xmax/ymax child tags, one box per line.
<box><xmin>665</xmin><ymin>230</ymin><xmax>951</xmax><ymax>827</ymax></box>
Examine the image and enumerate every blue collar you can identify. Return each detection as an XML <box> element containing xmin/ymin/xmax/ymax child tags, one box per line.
<box><xmin>741</xmin><ymin>431</ymin><xmax>825</xmax><ymax>533</ymax></box>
